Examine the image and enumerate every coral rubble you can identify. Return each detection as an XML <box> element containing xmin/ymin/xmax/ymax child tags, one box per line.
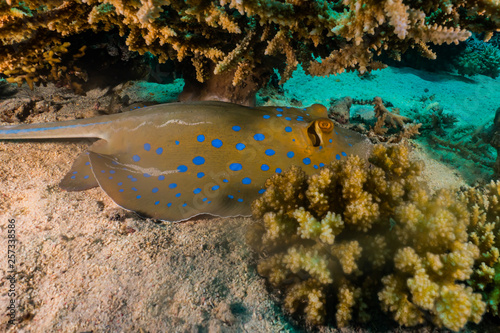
<box><xmin>249</xmin><ymin>144</ymin><xmax>500</xmax><ymax>331</ymax></box>
<box><xmin>2</xmin><ymin>1</ymin><xmax>499</xmax><ymax>103</ymax></box>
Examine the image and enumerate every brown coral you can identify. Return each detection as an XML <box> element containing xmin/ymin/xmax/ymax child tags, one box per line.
<box><xmin>2</xmin><ymin>1</ymin><xmax>499</xmax><ymax>103</ymax></box>
<box><xmin>249</xmin><ymin>144</ymin><xmax>495</xmax><ymax>330</ymax></box>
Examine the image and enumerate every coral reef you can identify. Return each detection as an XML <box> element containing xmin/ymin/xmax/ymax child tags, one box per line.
<box><xmin>481</xmin><ymin>107</ymin><xmax>500</xmax><ymax>177</ymax></box>
<box><xmin>455</xmin><ymin>36</ymin><xmax>500</xmax><ymax>78</ymax></box>
<box><xmin>462</xmin><ymin>180</ymin><xmax>500</xmax><ymax>315</ymax></box>
<box><xmin>330</xmin><ymin>96</ymin><xmax>421</xmax><ymax>143</ymax></box>
<box><xmin>249</xmin><ymin>144</ymin><xmax>500</xmax><ymax>331</ymax></box>
<box><xmin>2</xmin><ymin>1</ymin><xmax>499</xmax><ymax>103</ymax></box>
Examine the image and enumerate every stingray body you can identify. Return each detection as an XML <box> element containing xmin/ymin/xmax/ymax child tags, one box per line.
<box><xmin>0</xmin><ymin>101</ymin><xmax>371</xmax><ymax>221</ymax></box>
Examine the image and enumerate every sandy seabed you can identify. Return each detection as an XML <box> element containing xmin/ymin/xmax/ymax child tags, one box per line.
<box><xmin>0</xmin><ymin>67</ymin><xmax>497</xmax><ymax>332</ymax></box>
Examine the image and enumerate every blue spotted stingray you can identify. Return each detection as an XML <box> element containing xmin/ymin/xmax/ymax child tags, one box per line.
<box><xmin>0</xmin><ymin>101</ymin><xmax>372</xmax><ymax>221</ymax></box>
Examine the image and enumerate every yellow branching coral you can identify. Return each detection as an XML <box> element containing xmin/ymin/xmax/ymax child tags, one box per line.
<box><xmin>249</xmin><ymin>144</ymin><xmax>500</xmax><ymax>331</ymax></box>
<box><xmin>1</xmin><ymin>1</ymin><xmax>499</xmax><ymax>102</ymax></box>
<box><xmin>461</xmin><ymin>180</ymin><xmax>500</xmax><ymax>315</ymax></box>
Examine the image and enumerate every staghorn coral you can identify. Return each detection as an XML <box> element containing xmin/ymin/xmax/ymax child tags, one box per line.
<box><xmin>1</xmin><ymin>1</ymin><xmax>500</xmax><ymax>104</ymax></box>
<box><xmin>249</xmin><ymin>144</ymin><xmax>500</xmax><ymax>331</ymax></box>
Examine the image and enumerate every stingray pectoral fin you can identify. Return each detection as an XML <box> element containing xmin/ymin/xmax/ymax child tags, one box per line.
<box><xmin>86</xmin><ymin>152</ymin><xmax>251</xmax><ymax>222</ymax></box>
<box><xmin>59</xmin><ymin>152</ymin><xmax>99</xmax><ymax>191</ymax></box>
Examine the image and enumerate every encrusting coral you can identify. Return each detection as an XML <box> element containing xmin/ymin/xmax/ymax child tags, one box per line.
<box><xmin>1</xmin><ymin>1</ymin><xmax>500</xmax><ymax>104</ymax></box>
<box><xmin>249</xmin><ymin>144</ymin><xmax>500</xmax><ymax>331</ymax></box>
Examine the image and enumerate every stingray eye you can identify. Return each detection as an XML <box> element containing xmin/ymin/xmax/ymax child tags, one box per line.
<box><xmin>318</xmin><ymin>119</ymin><xmax>334</xmax><ymax>133</ymax></box>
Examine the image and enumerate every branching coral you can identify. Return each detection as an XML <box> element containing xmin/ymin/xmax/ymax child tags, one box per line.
<box><xmin>1</xmin><ymin>1</ymin><xmax>499</xmax><ymax>103</ymax></box>
<box><xmin>455</xmin><ymin>39</ymin><xmax>500</xmax><ymax>78</ymax></box>
<box><xmin>462</xmin><ymin>180</ymin><xmax>500</xmax><ymax>315</ymax></box>
<box><xmin>249</xmin><ymin>144</ymin><xmax>500</xmax><ymax>331</ymax></box>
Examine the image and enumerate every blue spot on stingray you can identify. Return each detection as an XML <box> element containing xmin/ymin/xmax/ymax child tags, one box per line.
<box><xmin>207</xmin><ymin>201</ymin><xmax>212</xmax><ymax>204</ymax></box>
<box><xmin>144</xmin><ymin>143</ymin><xmax>151</xmax><ymax>151</ymax></box>
<box><xmin>223</xmin><ymin>179</ymin><xmax>228</xmax><ymax>183</ymax></box>
<box><xmin>197</xmin><ymin>135</ymin><xmax>205</xmax><ymax>142</ymax></box>
<box><xmin>254</xmin><ymin>133</ymin><xmax>265</xmax><ymax>141</ymax></box>
<box><xmin>182</xmin><ymin>203</ymin><xmax>187</xmax><ymax>207</ymax></box>
<box><xmin>287</xmin><ymin>151</ymin><xmax>294</xmax><ymax>158</ymax></box>
<box><xmin>154</xmin><ymin>201</ymin><xmax>160</xmax><ymax>205</ymax></box>
<box><xmin>71</xmin><ymin>175</ymin><xmax>75</xmax><ymax>179</ymax></box>
<box><xmin>342</xmin><ymin>152</ymin><xmax>347</xmax><ymax>157</ymax></box>
<box><xmin>144</xmin><ymin>173</ymin><xmax>151</xmax><ymax>178</ymax></box>
<box><xmin>193</xmin><ymin>188</ymin><xmax>201</xmax><ymax>194</ymax></box>
<box><xmin>177</xmin><ymin>165</ymin><xmax>188</xmax><ymax>172</ymax></box>
<box><xmin>133</xmin><ymin>155</ymin><xmax>140</xmax><ymax>162</ymax></box>
<box><xmin>276</xmin><ymin>108</ymin><xmax>283</xmax><ymax>112</ymax></box>
<box><xmin>203</xmin><ymin>198</ymin><xmax>207</xmax><ymax>202</ymax></box>
<box><xmin>110</xmin><ymin>170</ymin><xmax>115</xmax><ymax>174</ymax></box>
<box><xmin>329</xmin><ymin>139</ymin><xmax>333</xmax><ymax>143</ymax></box>
<box><xmin>176</xmin><ymin>193</ymin><xmax>181</xmax><ymax>197</ymax></box>
<box><xmin>265</xmin><ymin>149</ymin><xmax>275</xmax><ymax>156</ymax></box>
<box><xmin>263</xmin><ymin>115</ymin><xmax>270</xmax><ymax>119</ymax></box>
<box><xmin>152</xmin><ymin>187</ymin><xmax>159</xmax><ymax>193</ymax></box>
<box><xmin>285</xmin><ymin>126</ymin><xmax>292</xmax><ymax>132</ymax></box>
<box><xmin>156</xmin><ymin>147</ymin><xmax>163</xmax><ymax>155</ymax></box>
<box><xmin>118</xmin><ymin>182</ymin><xmax>123</xmax><ymax>186</ymax></box>
<box><xmin>285</xmin><ymin>117</ymin><xmax>291</xmax><ymax>121</ymax></box>
<box><xmin>85</xmin><ymin>162</ymin><xmax>90</xmax><ymax>166</ymax></box>
<box><xmin>136</xmin><ymin>195</ymin><xmax>141</xmax><ymax>199</ymax></box>
<box><xmin>212</xmin><ymin>185</ymin><xmax>220</xmax><ymax>191</ymax></box>
<box><xmin>127</xmin><ymin>175</ymin><xmax>133</xmax><ymax>179</ymax></box>
<box><xmin>319</xmin><ymin>163</ymin><xmax>325</xmax><ymax>167</ymax></box>
<box><xmin>303</xmin><ymin>157</ymin><xmax>311</xmax><ymax>165</ymax></box>
<box><xmin>175</xmin><ymin>140</ymin><xmax>179</xmax><ymax>145</ymax></box>
<box><xmin>119</xmin><ymin>189</ymin><xmax>124</xmax><ymax>192</ymax></box>
<box><xmin>276</xmin><ymin>168</ymin><xmax>282</xmax><ymax>173</ymax></box>
<box><xmin>197</xmin><ymin>172</ymin><xmax>205</xmax><ymax>178</ymax></box>
<box><xmin>242</xmin><ymin>177</ymin><xmax>251</xmax><ymax>185</ymax></box>
<box><xmin>132</xmin><ymin>187</ymin><xmax>138</xmax><ymax>191</ymax></box>
<box><xmin>259</xmin><ymin>189</ymin><xmax>266</xmax><ymax>194</ymax></box>
<box><xmin>277</xmin><ymin>114</ymin><xmax>282</xmax><ymax>117</ymax></box>
<box><xmin>319</xmin><ymin>146</ymin><xmax>323</xmax><ymax>150</ymax></box>
<box><xmin>101</xmin><ymin>170</ymin><xmax>105</xmax><ymax>173</ymax></box>
<box><xmin>261</xmin><ymin>164</ymin><xmax>269</xmax><ymax>171</ymax></box>
<box><xmin>131</xmin><ymin>178</ymin><xmax>138</xmax><ymax>182</ymax></box>
<box><xmin>232</xmin><ymin>126</ymin><xmax>241</xmax><ymax>132</ymax></box>
<box><xmin>169</xmin><ymin>183</ymin><xmax>177</xmax><ymax>189</ymax></box>
<box><xmin>237</xmin><ymin>198</ymin><xmax>243</xmax><ymax>202</ymax></box>
<box><xmin>335</xmin><ymin>131</ymin><xmax>339</xmax><ymax>135</ymax></box>
<box><xmin>348</xmin><ymin>143</ymin><xmax>353</xmax><ymax>147</ymax></box>
<box><xmin>229</xmin><ymin>163</ymin><xmax>242</xmax><ymax>171</ymax></box>
<box><xmin>111</xmin><ymin>161</ymin><xmax>118</xmax><ymax>165</ymax></box>
<box><xmin>167</xmin><ymin>203</ymin><xmax>172</xmax><ymax>207</ymax></box>
<box><xmin>158</xmin><ymin>175</ymin><xmax>165</xmax><ymax>181</ymax></box>
<box><xmin>236</xmin><ymin>143</ymin><xmax>245</xmax><ymax>150</ymax></box>
<box><xmin>73</xmin><ymin>171</ymin><xmax>78</xmax><ymax>174</ymax></box>
<box><xmin>193</xmin><ymin>156</ymin><xmax>205</xmax><ymax>165</ymax></box>
<box><xmin>297</xmin><ymin>116</ymin><xmax>303</xmax><ymax>121</ymax></box>
<box><xmin>336</xmin><ymin>154</ymin><xmax>341</xmax><ymax>160</ymax></box>
<box><xmin>108</xmin><ymin>176</ymin><xmax>113</xmax><ymax>180</ymax></box>
<box><xmin>212</xmin><ymin>139</ymin><xmax>223</xmax><ymax>148</ymax></box>
<box><xmin>228</xmin><ymin>195</ymin><xmax>234</xmax><ymax>199</ymax></box>
<box><xmin>314</xmin><ymin>165</ymin><xmax>319</xmax><ymax>169</ymax></box>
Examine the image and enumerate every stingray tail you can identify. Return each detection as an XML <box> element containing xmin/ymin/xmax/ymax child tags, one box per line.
<box><xmin>0</xmin><ymin>117</ymin><xmax>113</xmax><ymax>140</ymax></box>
